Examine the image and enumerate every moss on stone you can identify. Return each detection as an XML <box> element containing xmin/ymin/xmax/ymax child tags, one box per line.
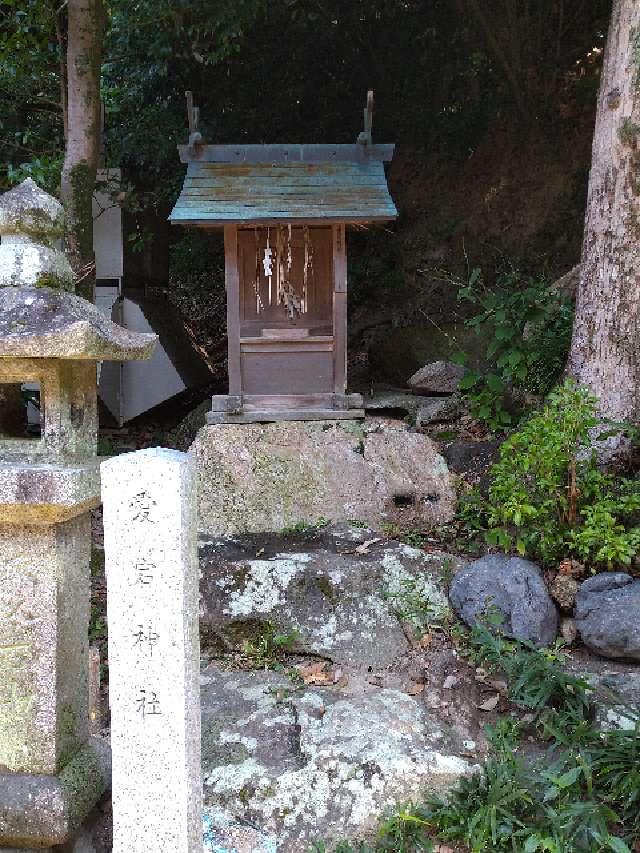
<box><xmin>315</xmin><ymin>575</ymin><xmax>338</xmax><ymax>605</ymax></box>
<box><xmin>35</xmin><ymin>270</ymin><xmax>74</xmax><ymax>293</ymax></box>
<box><xmin>59</xmin><ymin>742</ymin><xmax>109</xmax><ymax>828</ymax></box>
<box><xmin>224</xmin><ymin>617</ymin><xmax>273</xmax><ymax>645</ymax></box>
<box><xmin>68</xmin><ymin>162</ymin><xmax>95</xmax><ymax>262</ymax></box>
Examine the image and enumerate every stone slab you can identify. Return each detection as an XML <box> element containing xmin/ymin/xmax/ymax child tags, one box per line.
<box><xmin>0</xmin><ymin>462</ymin><xmax>100</xmax><ymax>524</ymax></box>
<box><xmin>0</xmin><ymin>516</ymin><xmax>91</xmax><ymax>776</ymax></box>
<box><xmin>0</xmin><ymin>737</ymin><xmax>110</xmax><ymax>847</ymax></box>
<box><xmin>101</xmin><ymin>448</ymin><xmax>202</xmax><ymax>853</ymax></box>
<box><xmin>191</xmin><ymin>417</ymin><xmax>455</xmax><ymax>535</ymax></box>
<box><xmin>200</xmin><ymin>526</ymin><xmax>461</xmax><ymax>668</ymax></box>
<box><xmin>201</xmin><ymin>666</ymin><xmax>475</xmax><ymax>852</ymax></box>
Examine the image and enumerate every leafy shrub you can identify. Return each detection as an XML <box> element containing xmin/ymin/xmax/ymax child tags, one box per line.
<box><xmin>472</xmin><ymin>380</ymin><xmax>640</xmax><ymax>567</ymax></box>
<box><xmin>5</xmin><ymin>155</ymin><xmax>63</xmax><ymax>194</ymax></box>
<box><xmin>468</xmin><ymin>617</ymin><xmax>591</xmax><ymax>723</ymax></box>
<box><xmin>456</xmin><ymin>266</ymin><xmax>573</xmax><ymax>430</ymax></box>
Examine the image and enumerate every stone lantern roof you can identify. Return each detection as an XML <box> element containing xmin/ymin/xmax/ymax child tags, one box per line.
<box><xmin>0</xmin><ymin>286</ymin><xmax>156</xmax><ymax>360</ymax></box>
<box><xmin>0</xmin><ymin>177</ymin><xmax>65</xmax><ymax>243</ymax></box>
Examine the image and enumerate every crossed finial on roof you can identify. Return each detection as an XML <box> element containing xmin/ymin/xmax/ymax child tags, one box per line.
<box><xmin>185</xmin><ymin>91</ymin><xmax>205</xmax><ymax>150</ymax></box>
<box><xmin>357</xmin><ymin>90</ymin><xmax>374</xmax><ymax>146</ymax></box>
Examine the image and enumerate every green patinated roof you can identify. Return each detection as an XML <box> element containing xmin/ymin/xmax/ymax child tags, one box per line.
<box><xmin>170</xmin><ymin>155</ymin><xmax>397</xmax><ymax>226</ymax></box>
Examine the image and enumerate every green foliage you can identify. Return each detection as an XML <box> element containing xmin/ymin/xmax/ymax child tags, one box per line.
<box><xmin>455</xmin><ymin>266</ymin><xmax>573</xmax><ymax>430</ymax></box>
<box><xmin>468</xmin><ymin>617</ymin><xmax>591</xmax><ymax>723</ymax></box>
<box><xmin>471</xmin><ymin>380</ymin><xmax>640</xmax><ymax>567</ymax></box>
<box><xmin>383</xmin><ymin>572</ymin><xmax>455</xmax><ymax>639</ymax></box>
<box><xmin>281</xmin><ymin>518</ymin><xmax>330</xmax><ymax>535</ymax></box>
<box><xmin>239</xmin><ymin>621</ymin><xmax>299</xmax><ymax>670</ymax></box>
<box><xmin>6</xmin><ymin>155</ymin><xmax>63</xmax><ymax>194</ymax></box>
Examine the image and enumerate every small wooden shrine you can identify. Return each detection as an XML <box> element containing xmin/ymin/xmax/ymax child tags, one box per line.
<box><xmin>170</xmin><ymin>92</ymin><xmax>397</xmax><ymax>423</ymax></box>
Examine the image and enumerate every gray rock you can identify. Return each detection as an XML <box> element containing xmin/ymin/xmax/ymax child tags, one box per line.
<box><xmin>416</xmin><ymin>394</ymin><xmax>463</xmax><ymax>427</ymax></box>
<box><xmin>201</xmin><ymin>666</ymin><xmax>475</xmax><ymax>852</ymax></box>
<box><xmin>443</xmin><ymin>439</ymin><xmax>502</xmax><ymax>475</ymax></box>
<box><xmin>364</xmin><ymin>389</ymin><xmax>437</xmax><ymax>417</ymax></box>
<box><xmin>408</xmin><ymin>360</ymin><xmax>465</xmax><ymax>394</ymax></box>
<box><xmin>563</xmin><ymin>655</ymin><xmax>640</xmax><ymax>731</ymax></box>
<box><xmin>200</xmin><ymin>529</ymin><xmax>462</xmax><ymax>669</ymax></box>
<box><xmin>191</xmin><ymin>417</ymin><xmax>455</xmax><ymax>536</ymax></box>
<box><xmin>575</xmin><ymin>573</ymin><xmax>640</xmax><ymax>661</ymax></box>
<box><xmin>449</xmin><ymin>555</ymin><xmax>558</xmax><ymax>647</ymax></box>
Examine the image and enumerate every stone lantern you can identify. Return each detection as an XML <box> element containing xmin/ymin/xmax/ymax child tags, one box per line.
<box><xmin>0</xmin><ymin>182</ymin><xmax>156</xmax><ymax>851</ymax></box>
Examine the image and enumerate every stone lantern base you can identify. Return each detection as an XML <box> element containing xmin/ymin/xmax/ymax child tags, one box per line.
<box><xmin>0</xmin><ymin>471</ymin><xmax>109</xmax><ymax>850</ymax></box>
<box><xmin>0</xmin><ymin>737</ymin><xmax>110</xmax><ymax>849</ymax></box>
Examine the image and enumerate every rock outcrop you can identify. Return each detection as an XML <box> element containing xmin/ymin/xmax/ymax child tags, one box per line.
<box><xmin>191</xmin><ymin>418</ymin><xmax>456</xmax><ymax>536</ymax></box>
<box><xmin>201</xmin><ymin>667</ymin><xmax>475</xmax><ymax>853</ymax></box>
<box><xmin>200</xmin><ymin>524</ymin><xmax>462</xmax><ymax>669</ymax></box>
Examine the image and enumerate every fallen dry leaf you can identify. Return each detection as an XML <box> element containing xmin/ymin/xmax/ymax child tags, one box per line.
<box><xmin>418</xmin><ymin>631</ymin><xmax>432</xmax><ymax>649</ymax></box>
<box><xmin>406</xmin><ymin>682</ymin><xmax>425</xmax><ymax>696</ymax></box>
<box><xmin>355</xmin><ymin>538</ymin><xmax>382</xmax><ymax>555</ymax></box>
<box><xmin>558</xmin><ymin>558</ymin><xmax>585</xmax><ymax>577</ymax></box>
<box><xmin>295</xmin><ymin>661</ymin><xmax>336</xmax><ymax>686</ymax></box>
<box><xmin>477</xmin><ymin>694</ymin><xmax>500</xmax><ymax>712</ymax></box>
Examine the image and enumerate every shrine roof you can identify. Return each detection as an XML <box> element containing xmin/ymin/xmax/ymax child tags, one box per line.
<box><xmin>169</xmin><ymin>145</ymin><xmax>397</xmax><ymax>226</ymax></box>
<box><xmin>0</xmin><ymin>287</ymin><xmax>157</xmax><ymax>361</ymax></box>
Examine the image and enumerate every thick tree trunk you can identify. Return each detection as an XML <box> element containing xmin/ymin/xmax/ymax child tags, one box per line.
<box><xmin>60</xmin><ymin>0</ymin><xmax>106</xmax><ymax>302</ymax></box>
<box><xmin>568</xmin><ymin>0</ymin><xmax>640</xmax><ymax>450</ymax></box>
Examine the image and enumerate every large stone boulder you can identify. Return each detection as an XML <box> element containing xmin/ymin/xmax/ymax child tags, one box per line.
<box><xmin>449</xmin><ymin>555</ymin><xmax>558</xmax><ymax>647</ymax></box>
<box><xmin>201</xmin><ymin>667</ymin><xmax>475</xmax><ymax>852</ymax></box>
<box><xmin>408</xmin><ymin>360</ymin><xmax>465</xmax><ymax>394</ymax></box>
<box><xmin>200</xmin><ymin>525</ymin><xmax>462</xmax><ymax>669</ymax></box>
<box><xmin>575</xmin><ymin>573</ymin><xmax>640</xmax><ymax>661</ymax></box>
<box><xmin>191</xmin><ymin>418</ymin><xmax>455</xmax><ymax>536</ymax></box>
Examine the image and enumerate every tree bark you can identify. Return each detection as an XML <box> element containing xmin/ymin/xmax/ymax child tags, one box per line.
<box><xmin>60</xmin><ymin>0</ymin><xmax>106</xmax><ymax>302</ymax></box>
<box><xmin>568</xmin><ymin>0</ymin><xmax>640</xmax><ymax>455</ymax></box>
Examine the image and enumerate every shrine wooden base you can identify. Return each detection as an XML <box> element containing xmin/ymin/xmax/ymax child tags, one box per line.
<box><xmin>207</xmin><ymin>393</ymin><xmax>365</xmax><ymax>424</ymax></box>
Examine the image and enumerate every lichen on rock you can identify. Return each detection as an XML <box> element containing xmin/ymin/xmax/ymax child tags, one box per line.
<box><xmin>201</xmin><ymin>666</ymin><xmax>475</xmax><ymax>852</ymax></box>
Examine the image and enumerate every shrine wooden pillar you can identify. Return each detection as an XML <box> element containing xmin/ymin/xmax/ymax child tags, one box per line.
<box><xmin>332</xmin><ymin>223</ymin><xmax>347</xmax><ymax>399</ymax></box>
<box><xmin>224</xmin><ymin>225</ymin><xmax>242</xmax><ymax>410</ymax></box>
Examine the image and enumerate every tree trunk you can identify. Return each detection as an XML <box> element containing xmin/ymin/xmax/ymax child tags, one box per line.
<box><xmin>568</xmin><ymin>0</ymin><xmax>640</xmax><ymax>459</ymax></box>
<box><xmin>60</xmin><ymin>0</ymin><xmax>106</xmax><ymax>302</ymax></box>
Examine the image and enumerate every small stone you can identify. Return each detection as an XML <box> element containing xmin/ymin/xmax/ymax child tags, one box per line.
<box><xmin>550</xmin><ymin>574</ymin><xmax>579</xmax><ymax>612</ymax></box>
<box><xmin>416</xmin><ymin>394</ymin><xmax>463</xmax><ymax>428</ymax></box>
<box><xmin>442</xmin><ymin>675</ymin><xmax>460</xmax><ymax>689</ymax></box>
<box><xmin>560</xmin><ymin>617</ymin><xmax>578</xmax><ymax>645</ymax></box>
<box><xmin>462</xmin><ymin>740</ymin><xmax>476</xmax><ymax>752</ymax></box>
<box><xmin>408</xmin><ymin>361</ymin><xmax>466</xmax><ymax>394</ymax></box>
<box><xmin>477</xmin><ymin>694</ymin><xmax>500</xmax><ymax>711</ymax></box>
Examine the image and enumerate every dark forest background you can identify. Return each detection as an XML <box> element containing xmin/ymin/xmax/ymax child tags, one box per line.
<box><xmin>1</xmin><ymin>0</ymin><xmax>612</xmax><ymax>385</ymax></box>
